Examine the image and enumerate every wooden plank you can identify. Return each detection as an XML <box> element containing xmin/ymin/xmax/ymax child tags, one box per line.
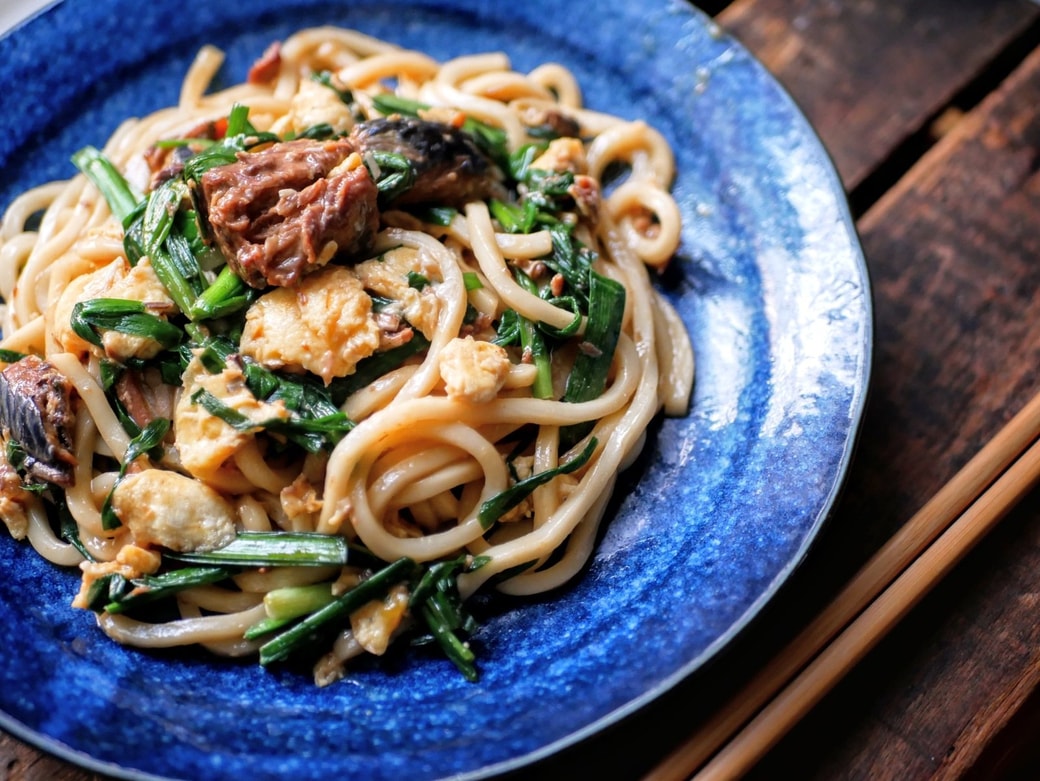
<box><xmin>718</xmin><ymin>0</ymin><xmax>1040</xmax><ymax>192</ymax></box>
<box><xmin>743</xmin><ymin>37</ymin><xmax>1040</xmax><ymax>780</ymax></box>
<box><xmin>0</xmin><ymin>731</ymin><xmax>103</xmax><ymax>780</ymax></box>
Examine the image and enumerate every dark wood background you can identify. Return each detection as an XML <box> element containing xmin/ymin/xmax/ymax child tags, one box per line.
<box><xmin>5</xmin><ymin>1</ymin><xmax>1040</xmax><ymax>779</ymax></box>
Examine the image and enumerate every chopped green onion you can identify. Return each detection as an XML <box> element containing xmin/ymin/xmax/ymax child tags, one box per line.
<box><xmin>70</xmin><ymin>298</ymin><xmax>183</xmax><ymax>352</ymax></box>
<box><xmin>258</xmin><ymin>557</ymin><xmax>415</xmax><ymax>665</ymax></box>
<box><xmin>191</xmin><ymin>387</ymin><xmax>352</xmax><ymax>454</ymax></box>
<box><xmin>508</xmin><ymin>143</ymin><xmax>546</xmax><ymax>183</ymax></box>
<box><xmin>100</xmin><ymin>417</ymin><xmax>171</xmax><ymax>530</ymax></box>
<box><xmin>83</xmin><ymin>573</ymin><xmax>131</xmax><ymax>613</ymax></box>
<box><xmin>224</xmin><ymin>103</ymin><xmax>253</xmax><ymax>137</ymax></box>
<box><xmin>543</xmin><ymin>224</ymin><xmax>592</xmax><ymax>308</ymax></box>
<box><xmin>563</xmin><ymin>271</ymin><xmax>625</xmax><ymax>404</ymax></box>
<box><xmin>370</xmin><ymin>93</ymin><xmax>426</xmax><ymax>117</ymax></box>
<box><xmin>418</xmin><ymin>600</ymin><xmax>477</xmax><ymax>681</ymax></box>
<box><xmin>181</xmin><ymin>104</ymin><xmax>280</xmax><ymax>183</ymax></box>
<box><xmin>104</xmin><ymin>566</ymin><xmax>234</xmax><ymax>614</ymax></box>
<box><xmin>168</xmin><ymin>531</ymin><xmax>353</xmax><ymax>568</ymax></box>
<box><xmin>463</xmin><ymin>272</ymin><xmax>483</xmax><ymax>291</ymax></box>
<box><xmin>538</xmin><ymin>295</ymin><xmax>583</xmax><ymax>339</ymax></box>
<box><xmin>407</xmin><ymin>555</ymin><xmax>482</xmax><ymax>680</ymax></box>
<box><xmin>311</xmin><ymin>71</ymin><xmax>355</xmax><ymax>108</ymax></box>
<box><xmin>514</xmin><ymin>271</ymin><xmax>554</xmax><ymax>399</ymax></box>
<box><xmin>128</xmin><ymin>177</ymin><xmax>207</xmax><ymax>316</ymax></box>
<box><xmin>492</xmin><ymin>309</ymin><xmax>522</xmax><ymax>347</ymax></box>
<box><xmin>294</xmin><ymin>123</ymin><xmax>337</xmax><ymax>140</ymax></box>
<box><xmin>122</xmin><ymin>417</ymin><xmax>170</xmax><ymax>469</ymax></box>
<box><xmin>263</xmin><ymin>583</ymin><xmax>336</xmax><ymax>621</ymax></box>
<box><xmin>327</xmin><ymin>333</ymin><xmax>431</xmax><ymax>403</ymax></box>
<box><xmin>190</xmin><ymin>265</ymin><xmax>254</xmax><ymax>320</ymax></box>
<box><xmin>415</xmin><ymin>206</ymin><xmax>458</xmax><ymax>227</ymax></box>
<box><xmin>560</xmin><ymin>271</ymin><xmax>626</xmax><ymax>450</ymax></box>
<box><xmin>489</xmin><ymin>198</ymin><xmax>538</xmax><ymax>234</ymax></box>
<box><xmin>366</xmin><ymin>150</ymin><xmax>415</xmax><ymax>204</ymax></box>
<box><xmin>408</xmin><ymin>554</ymin><xmax>470</xmax><ymax>609</ymax></box>
<box><xmin>406</xmin><ymin>271</ymin><xmax>430</xmax><ymax>290</ymax></box>
<box><xmin>477</xmin><ymin>436</ymin><xmax>597</xmax><ymax>530</ymax></box>
<box><xmin>71</xmin><ymin>146</ymin><xmax>142</xmax><ymax>224</ymax></box>
<box><xmin>58</xmin><ymin>497</ymin><xmax>94</xmax><ymax>562</ymax></box>
<box><xmin>0</xmin><ymin>349</ymin><xmax>27</xmax><ymax>364</ymax></box>
<box><xmin>243</xmin><ymin>616</ymin><xmax>295</xmax><ymax>640</ymax></box>
<box><xmin>141</xmin><ymin>177</ymin><xmax>185</xmax><ymax>254</ymax></box>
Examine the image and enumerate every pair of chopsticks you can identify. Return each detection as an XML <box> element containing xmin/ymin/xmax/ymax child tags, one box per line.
<box><xmin>646</xmin><ymin>387</ymin><xmax>1040</xmax><ymax>780</ymax></box>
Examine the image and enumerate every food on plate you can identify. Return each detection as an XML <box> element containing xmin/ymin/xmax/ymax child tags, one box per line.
<box><xmin>0</xmin><ymin>26</ymin><xmax>693</xmax><ymax>684</ymax></box>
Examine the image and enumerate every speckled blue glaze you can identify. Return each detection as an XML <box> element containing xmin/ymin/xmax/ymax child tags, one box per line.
<box><xmin>0</xmin><ymin>1</ymin><xmax>871</xmax><ymax>779</ymax></box>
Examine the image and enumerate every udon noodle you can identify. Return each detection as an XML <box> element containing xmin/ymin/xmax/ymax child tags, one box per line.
<box><xmin>0</xmin><ymin>27</ymin><xmax>693</xmax><ymax>683</ymax></box>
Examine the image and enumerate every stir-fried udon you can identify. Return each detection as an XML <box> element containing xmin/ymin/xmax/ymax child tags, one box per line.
<box><xmin>0</xmin><ymin>27</ymin><xmax>693</xmax><ymax>683</ymax></box>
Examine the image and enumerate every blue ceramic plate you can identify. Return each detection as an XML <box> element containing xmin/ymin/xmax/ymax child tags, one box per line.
<box><xmin>0</xmin><ymin>1</ymin><xmax>871</xmax><ymax>779</ymax></box>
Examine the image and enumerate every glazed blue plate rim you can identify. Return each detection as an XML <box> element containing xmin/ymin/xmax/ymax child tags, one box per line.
<box><xmin>0</xmin><ymin>1</ymin><xmax>872</xmax><ymax>779</ymax></box>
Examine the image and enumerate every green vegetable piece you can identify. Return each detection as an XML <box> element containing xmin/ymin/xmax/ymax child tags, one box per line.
<box><xmin>406</xmin><ymin>271</ymin><xmax>430</xmax><ymax>290</ymax></box>
<box><xmin>263</xmin><ymin>583</ymin><xmax>336</xmax><ymax>621</ymax></box>
<box><xmin>0</xmin><ymin>349</ymin><xmax>27</xmax><ymax>364</ymax></box>
<box><xmin>419</xmin><ymin>601</ymin><xmax>477</xmax><ymax>681</ymax></box>
<box><xmin>71</xmin><ymin>146</ymin><xmax>142</xmax><ymax>224</ymax></box>
<box><xmin>104</xmin><ymin>566</ymin><xmax>234</xmax><ymax>614</ymax></box>
<box><xmin>168</xmin><ymin>531</ymin><xmax>353</xmax><ymax>568</ymax></box>
<box><xmin>258</xmin><ymin>557</ymin><xmax>415</xmax><ymax>665</ymax></box>
<box><xmin>477</xmin><ymin>436</ymin><xmax>598</xmax><ymax>530</ymax></box>
<box><xmin>559</xmin><ymin>270</ymin><xmax>626</xmax><ymax>450</ymax></box>
<box><xmin>70</xmin><ymin>298</ymin><xmax>183</xmax><ymax>351</ymax></box>
<box><xmin>100</xmin><ymin>417</ymin><xmax>171</xmax><ymax>531</ymax></box>
<box><xmin>513</xmin><ymin>270</ymin><xmax>554</xmax><ymax>399</ymax></box>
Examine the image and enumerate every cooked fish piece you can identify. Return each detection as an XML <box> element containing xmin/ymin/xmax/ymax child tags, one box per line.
<box><xmin>350</xmin><ymin>116</ymin><xmax>506</xmax><ymax>207</ymax></box>
<box><xmin>0</xmin><ymin>355</ymin><xmax>77</xmax><ymax>486</ymax></box>
<box><xmin>200</xmin><ymin>138</ymin><xmax>380</xmax><ymax>288</ymax></box>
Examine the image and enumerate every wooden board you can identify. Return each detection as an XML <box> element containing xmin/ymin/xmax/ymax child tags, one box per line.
<box><xmin>740</xmin><ymin>31</ymin><xmax>1040</xmax><ymax>781</ymax></box>
<box><xmin>6</xmin><ymin>2</ymin><xmax>1040</xmax><ymax>780</ymax></box>
<box><xmin>718</xmin><ymin>0</ymin><xmax>1040</xmax><ymax>196</ymax></box>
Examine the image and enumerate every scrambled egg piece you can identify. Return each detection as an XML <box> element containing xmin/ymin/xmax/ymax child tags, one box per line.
<box><xmin>52</xmin><ymin>257</ymin><xmax>176</xmax><ymax>362</ymax></box>
<box><xmin>240</xmin><ymin>265</ymin><xmax>381</xmax><ymax>385</ymax></box>
<box><xmin>349</xmin><ymin>584</ymin><xmax>410</xmax><ymax>656</ymax></box>
<box><xmin>174</xmin><ymin>355</ymin><xmax>290</xmax><ymax>481</ymax></box>
<box><xmin>531</xmin><ymin>137</ymin><xmax>588</xmax><ymax>174</ymax></box>
<box><xmin>353</xmin><ymin>246</ymin><xmax>441</xmax><ymax>340</ymax></box>
<box><xmin>110</xmin><ymin>469</ymin><xmax>237</xmax><ymax>552</ymax></box>
<box><xmin>280</xmin><ymin>474</ymin><xmax>323</xmax><ymax>529</ymax></box>
<box><xmin>0</xmin><ymin>454</ymin><xmax>29</xmax><ymax>540</ymax></box>
<box><xmin>270</xmin><ymin>78</ymin><xmax>356</xmax><ymax>137</ymax></box>
<box><xmin>71</xmin><ymin>544</ymin><xmax>162</xmax><ymax>609</ymax></box>
<box><xmin>438</xmin><ymin>336</ymin><xmax>511</xmax><ymax>403</ymax></box>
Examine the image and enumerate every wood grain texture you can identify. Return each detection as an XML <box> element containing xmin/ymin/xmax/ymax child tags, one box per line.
<box><xmin>718</xmin><ymin>0</ymin><xmax>1040</xmax><ymax>191</ymax></box>
<box><xmin>7</xmin><ymin>3</ymin><xmax>1040</xmax><ymax>781</ymax></box>
<box><xmin>0</xmin><ymin>731</ymin><xmax>103</xmax><ymax>781</ymax></box>
<box><xmin>740</xmin><ymin>37</ymin><xmax>1040</xmax><ymax>781</ymax></box>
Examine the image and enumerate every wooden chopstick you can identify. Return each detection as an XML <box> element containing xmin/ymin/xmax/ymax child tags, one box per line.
<box><xmin>646</xmin><ymin>387</ymin><xmax>1040</xmax><ymax>781</ymax></box>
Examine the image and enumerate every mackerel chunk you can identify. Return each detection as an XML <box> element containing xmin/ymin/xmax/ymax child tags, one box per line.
<box><xmin>200</xmin><ymin>138</ymin><xmax>380</xmax><ymax>289</ymax></box>
<box><xmin>0</xmin><ymin>355</ymin><xmax>77</xmax><ymax>486</ymax></box>
<box><xmin>350</xmin><ymin>117</ymin><xmax>506</xmax><ymax>207</ymax></box>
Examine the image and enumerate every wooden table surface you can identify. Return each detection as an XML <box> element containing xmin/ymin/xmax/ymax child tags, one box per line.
<box><xmin>5</xmin><ymin>0</ymin><xmax>1040</xmax><ymax>779</ymax></box>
